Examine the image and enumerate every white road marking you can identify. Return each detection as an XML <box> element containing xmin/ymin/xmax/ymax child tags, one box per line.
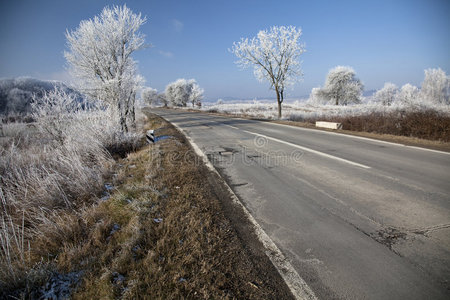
<box><xmin>266</xmin><ymin>121</ymin><xmax>450</xmax><ymax>156</ymax></box>
<box><xmin>226</xmin><ymin>125</ymin><xmax>371</xmax><ymax>169</ymax></box>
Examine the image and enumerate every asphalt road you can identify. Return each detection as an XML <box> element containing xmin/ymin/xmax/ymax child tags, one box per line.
<box><xmin>153</xmin><ymin>108</ymin><xmax>450</xmax><ymax>300</ymax></box>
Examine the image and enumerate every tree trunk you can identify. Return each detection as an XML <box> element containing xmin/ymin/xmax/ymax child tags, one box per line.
<box><xmin>276</xmin><ymin>89</ymin><xmax>282</xmax><ymax>119</ymax></box>
<box><xmin>129</xmin><ymin>91</ymin><xmax>136</xmax><ymax>130</ymax></box>
<box><xmin>118</xmin><ymin>100</ymin><xmax>128</xmax><ymax>132</ymax></box>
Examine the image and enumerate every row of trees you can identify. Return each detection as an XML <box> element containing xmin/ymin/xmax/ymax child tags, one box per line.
<box><xmin>231</xmin><ymin>26</ymin><xmax>449</xmax><ymax>117</ymax></box>
<box><xmin>142</xmin><ymin>78</ymin><xmax>204</xmax><ymax>107</ymax></box>
<box><xmin>310</xmin><ymin>66</ymin><xmax>449</xmax><ymax>106</ymax></box>
<box><xmin>374</xmin><ymin>68</ymin><xmax>449</xmax><ymax>106</ymax></box>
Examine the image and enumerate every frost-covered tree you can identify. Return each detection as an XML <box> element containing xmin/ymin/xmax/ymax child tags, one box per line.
<box><xmin>231</xmin><ymin>26</ymin><xmax>305</xmax><ymax>118</ymax></box>
<box><xmin>316</xmin><ymin>66</ymin><xmax>363</xmax><ymax>105</ymax></box>
<box><xmin>165</xmin><ymin>79</ymin><xmax>203</xmax><ymax>107</ymax></box>
<box><xmin>190</xmin><ymin>83</ymin><xmax>204</xmax><ymax>107</ymax></box>
<box><xmin>420</xmin><ymin>68</ymin><xmax>449</xmax><ymax>104</ymax></box>
<box><xmin>141</xmin><ymin>87</ymin><xmax>158</xmax><ymax>106</ymax></box>
<box><xmin>374</xmin><ymin>82</ymin><xmax>398</xmax><ymax>106</ymax></box>
<box><xmin>397</xmin><ymin>83</ymin><xmax>419</xmax><ymax>105</ymax></box>
<box><xmin>308</xmin><ymin>87</ymin><xmax>327</xmax><ymax>104</ymax></box>
<box><xmin>165</xmin><ymin>79</ymin><xmax>186</xmax><ymax>107</ymax></box>
<box><xmin>158</xmin><ymin>93</ymin><xmax>168</xmax><ymax>107</ymax></box>
<box><xmin>64</xmin><ymin>4</ymin><xmax>147</xmax><ymax>132</ymax></box>
<box><xmin>125</xmin><ymin>74</ymin><xmax>144</xmax><ymax>129</ymax></box>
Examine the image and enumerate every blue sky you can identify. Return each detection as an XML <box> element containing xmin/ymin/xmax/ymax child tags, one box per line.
<box><xmin>0</xmin><ymin>0</ymin><xmax>449</xmax><ymax>101</ymax></box>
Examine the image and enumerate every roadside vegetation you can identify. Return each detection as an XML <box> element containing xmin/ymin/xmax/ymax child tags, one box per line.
<box><xmin>0</xmin><ymin>88</ymin><xmax>142</xmax><ymax>298</ymax></box>
<box><xmin>71</xmin><ymin>111</ymin><xmax>289</xmax><ymax>299</ymax></box>
<box><xmin>0</xmin><ymin>104</ymin><xmax>290</xmax><ymax>298</ymax></box>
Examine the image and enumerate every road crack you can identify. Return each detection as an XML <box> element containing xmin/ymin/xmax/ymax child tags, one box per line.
<box><xmin>373</xmin><ymin>227</ymin><xmax>407</xmax><ymax>250</ymax></box>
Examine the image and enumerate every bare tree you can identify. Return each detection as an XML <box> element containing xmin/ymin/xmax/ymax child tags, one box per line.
<box><xmin>231</xmin><ymin>26</ymin><xmax>305</xmax><ymax>118</ymax></box>
<box><xmin>64</xmin><ymin>4</ymin><xmax>147</xmax><ymax>132</ymax></box>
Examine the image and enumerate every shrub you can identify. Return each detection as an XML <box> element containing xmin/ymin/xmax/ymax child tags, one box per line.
<box><xmin>288</xmin><ymin>106</ymin><xmax>450</xmax><ymax>141</ymax></box>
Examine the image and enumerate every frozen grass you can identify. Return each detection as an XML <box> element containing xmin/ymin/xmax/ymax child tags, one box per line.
<box><xmin>200</xmin><ymin>99</ymin><xmax>449</xmax><ymax>119</ymax></box>
<box><xmin>196</xmin><ymin>99</ymin><xmax>450</xmax><ymax>141</ymax></box>
<box><xmin>0</xmin><ymin>88</ymin><xmax>143</xmax><ymax>296</ymax></box>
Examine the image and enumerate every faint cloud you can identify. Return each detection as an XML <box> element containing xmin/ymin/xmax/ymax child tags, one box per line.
<box><xmin>159</xmin><ymin>50</ymin><xmax>174</xmax><ymax>58</ymax></box>
<box><xmin>172</xmin><ymin>19</ymin><xmax>184</xmax><ymax>32</ymax></box>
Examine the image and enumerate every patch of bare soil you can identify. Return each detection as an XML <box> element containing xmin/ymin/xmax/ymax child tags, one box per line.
<box><xmin>67</xmin><ymin>111</ymin><xmax>293</xmax><ymax>299</ymax></box>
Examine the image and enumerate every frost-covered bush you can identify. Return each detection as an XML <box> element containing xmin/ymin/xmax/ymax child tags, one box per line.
<box><xmin>374</xmin><ymin>82</ymin><xmax>398</xmax><ymax>106</ymax></box>
<box><xmin>165</xmin><ymin>79</ymin><xmax>203</xmax><ymax>107</ymax></box>
<box><xmin>396</xmin><ymin>83</ymin><xmax>419</xmax><ymax>105</ymax></box>
<box><xmin>313</xmin><ymin>66</ymin><xmax>364</xmax><ymax>105</ymax></box>
<box><xmin>308</xmin><ymin>87</ymin><xmax>328</xmax><ymax>104</ymax></box>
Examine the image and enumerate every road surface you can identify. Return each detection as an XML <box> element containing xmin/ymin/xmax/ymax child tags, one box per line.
<box><xmin>153</xmin><ymin>108</ymin><xmax>450</xmax><ymax>300</ymax></box>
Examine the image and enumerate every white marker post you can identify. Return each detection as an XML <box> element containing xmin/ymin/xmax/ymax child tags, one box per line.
<box><xmin>146</xmin><ymin>130</ymin><xmax>155</xmax><ymax>143</ymax></box>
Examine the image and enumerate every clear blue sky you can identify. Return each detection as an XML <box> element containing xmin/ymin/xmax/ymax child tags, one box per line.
<box><xmin>0</xmin><ymin>0</ymin><xmax>449</xmax><ymax>101</ymax></box>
